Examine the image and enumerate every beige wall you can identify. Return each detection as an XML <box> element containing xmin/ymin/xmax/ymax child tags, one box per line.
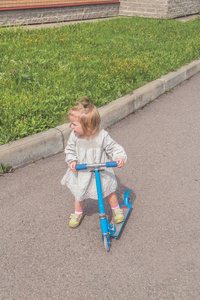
<box><xmin>119</xmin><ymin>0</ymin><xmax>200</xmax><ymax>19</ymax></box>
<box><xmin>119</xmin><ymin>0</ymin><xmax>168</xmax><ymax>18</ymax></box>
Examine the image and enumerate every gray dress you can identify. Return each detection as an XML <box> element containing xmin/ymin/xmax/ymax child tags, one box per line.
<box><xmin>61</xmin><ymin>129</ymin><xmax>127</xmax><ymax>202</ymax></box>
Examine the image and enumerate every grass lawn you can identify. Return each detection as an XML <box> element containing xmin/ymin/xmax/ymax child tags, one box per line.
<box><xmin>0</xmin><ymin>16</ymin><xmax>200</xmax><ymax>145</ymax></box>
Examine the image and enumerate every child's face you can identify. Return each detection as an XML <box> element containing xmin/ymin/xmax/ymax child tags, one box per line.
<box><xmin>70</xmin><ymin>115</ymin><xmax>85</xmax><ymax>136</ymax></box>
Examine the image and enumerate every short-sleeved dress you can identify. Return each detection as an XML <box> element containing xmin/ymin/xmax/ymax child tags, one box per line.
<box><xmin>61</xmin><ymin>129</ymin><xmax>127</xmax><ymax>202</ymax></box>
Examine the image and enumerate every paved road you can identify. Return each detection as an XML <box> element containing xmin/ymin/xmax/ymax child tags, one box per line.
<box><xmin>1</xmin><ymin>73</ymin><xmax>200</xmax><ymax>299</ymax></box>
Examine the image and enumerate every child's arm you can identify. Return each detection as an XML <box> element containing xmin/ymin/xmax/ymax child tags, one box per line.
<box><xmin>103</xmin><ymin>131</ymin><xmax>127</xmax><ymax>167</ymax></box>
<box><xmin>65</xmin><ymin>132</ymin><xmax>78</xmax><ymax>166</ymax></box>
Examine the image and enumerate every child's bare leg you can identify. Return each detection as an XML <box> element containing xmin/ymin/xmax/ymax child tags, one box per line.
<box><xmin>74</xmin><ymin>199</ymin><xmax>85</xmax><ymax>212</ymax></box>
<box><xmin>106</xmin><ymin>192</ymin><xmax>119</xmax><ymax>207</ymax></box>
<box><xmin>106</xmin><ymin>192</ymin><xmax>125</xmax><ymax>224</ymax></box>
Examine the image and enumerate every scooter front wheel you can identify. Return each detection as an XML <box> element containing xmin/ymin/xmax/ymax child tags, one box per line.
<box><xmin>103</xmin><ymin>235</ymin><xmax>110</xmax><ymax>252</ymax></box>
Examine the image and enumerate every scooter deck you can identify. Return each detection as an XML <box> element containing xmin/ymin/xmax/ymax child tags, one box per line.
<box><xmin>112</xmin><ymin>204</ymin><xmax>132</xmax><ymax>238</ymax></box>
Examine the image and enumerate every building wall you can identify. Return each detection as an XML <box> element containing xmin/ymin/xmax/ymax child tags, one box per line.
<box><xmin>0</xmin><ymin>0</ymin><xmax>199</xmax><ymax>26</ymax></box>
<box><xmin>119</xmin><ymin>0</ymin><xmax>200</xmax><ymax>19</ymax></box>
<box><xmin>167</xmin><ymin>0</ymin><xmax>200</xmax><ymax>19</ymax></box>
<box><xmin>0</xmin><ymin>3</ymin><xmax>119</xmax><ymax>26</ymax></box>
<box><xmin>119</xmin><ymin>0</ymin><xmax>168</xmax><ymax>18</ymax></box>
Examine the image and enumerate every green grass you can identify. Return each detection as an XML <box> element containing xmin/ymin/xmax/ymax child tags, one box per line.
<box><xmin>0</xmin><ymin>16</ymin><xmax>200</xmax><ymax>144</ymax></box>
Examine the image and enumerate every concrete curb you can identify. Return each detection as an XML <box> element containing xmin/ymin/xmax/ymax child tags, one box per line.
<box><xmin>1</xmin><ymin>59</ymin><xmax>200</xmax><ymax>169</ymax></box>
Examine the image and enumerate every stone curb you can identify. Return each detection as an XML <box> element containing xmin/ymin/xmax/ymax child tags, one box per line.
<box><xmin>1</xmin><ymin>59</ymin><xmax>200</xmax><ymax>169</ymax></box>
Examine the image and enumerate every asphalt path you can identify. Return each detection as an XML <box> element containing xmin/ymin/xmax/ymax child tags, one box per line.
<box><xmin>1</xmin><ymin>73</ymin><xmax>200</xmax><ymax>299</ymax></box>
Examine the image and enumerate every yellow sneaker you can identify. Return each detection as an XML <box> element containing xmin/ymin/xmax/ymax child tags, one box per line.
<box><xmin>113</xmin><ymin>208</ymin><xmax>125</xmax><ymax>224</ymax></box>
<box><xmin>69</xmin><ymin>213</ymin><xmax>83</xmax><ymax>228</ymax></box>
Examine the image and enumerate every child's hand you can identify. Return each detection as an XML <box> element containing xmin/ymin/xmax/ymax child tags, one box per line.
<box><xmin>116</xmin><ymin>158</ymin><xmax>125</xmax><ymax>168</ymax></box>
<box><xmin>70</xmin><ymin>161</ymin><xmax>77</xmax><ymax>172</ymax></box>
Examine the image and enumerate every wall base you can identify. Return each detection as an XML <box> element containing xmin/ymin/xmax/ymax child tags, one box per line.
<box><xmin>0</xmin><ymin>2</ymin><xmax>119</xmax><ymax>26</ymax></box>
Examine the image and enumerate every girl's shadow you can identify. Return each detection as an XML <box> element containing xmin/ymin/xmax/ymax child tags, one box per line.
<box><xmin>83</xmin><ymin>176</ymin><xmax>136</xmax><ymax>223</ymax></box>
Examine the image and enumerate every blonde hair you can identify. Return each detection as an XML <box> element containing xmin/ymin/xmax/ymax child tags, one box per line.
<box><xmin>68</xmin><ymin>97</ymin><xmax>101</xmax><ymax>136</ymax></box>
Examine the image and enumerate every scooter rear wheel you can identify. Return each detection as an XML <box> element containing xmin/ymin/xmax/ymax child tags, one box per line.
<box><xmin>103</xmin><ymin>235</ymin><xmax>110</xmax><ymax>252</ymax></box>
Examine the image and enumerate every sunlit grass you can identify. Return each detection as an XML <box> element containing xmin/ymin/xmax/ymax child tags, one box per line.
<box><xmin>0</xmin><ymin>16</ymin><xmax>200</xmax><ymax>144</ymax></box>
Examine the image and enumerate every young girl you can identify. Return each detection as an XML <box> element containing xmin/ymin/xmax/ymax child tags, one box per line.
<box><xmin>61</xmin><ymin>97</ymin><xmax>127</xmax><ymax>228</ymax></box>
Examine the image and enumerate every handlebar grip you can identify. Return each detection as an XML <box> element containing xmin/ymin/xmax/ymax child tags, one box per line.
<box><xmin>75</xmin><ymin>164</ymin><xmax>87</xmax><ymax>170</ymax></box>
<box><xmin>106</xmin><ymin>161</ymin><xmax>117</xmax><ymax>168</ymax></box>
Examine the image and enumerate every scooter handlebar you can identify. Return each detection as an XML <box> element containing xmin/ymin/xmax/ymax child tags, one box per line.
<box><xmin>105</xmin><ymin>162</ymin><xmax>118</xmax><ymax>168</ymax></box>
<box><xmin>75</xmin><ymin>161</ymin><xmax>117</xmax><ymax>170</ymax></box>
<box><xmin>75</xmin><ymin>164</ymin><xmax>87</xmax><ymax>170</ymax></box>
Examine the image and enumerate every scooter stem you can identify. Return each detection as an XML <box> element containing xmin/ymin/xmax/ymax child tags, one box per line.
<box><xmin>94</xmin><ymin>168</ymin><xmax>105</xmax><ymax>215</ymax></box>
<box><xmin>94</xmin><ymin>168</ymin><xmax>110</xmax><ymax>235</ymax></box>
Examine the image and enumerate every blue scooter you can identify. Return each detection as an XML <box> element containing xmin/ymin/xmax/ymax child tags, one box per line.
<box><xmin>76</xmin><ymin>162</ymin><xmax>132</xmax><ymax>252</ymax></box>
